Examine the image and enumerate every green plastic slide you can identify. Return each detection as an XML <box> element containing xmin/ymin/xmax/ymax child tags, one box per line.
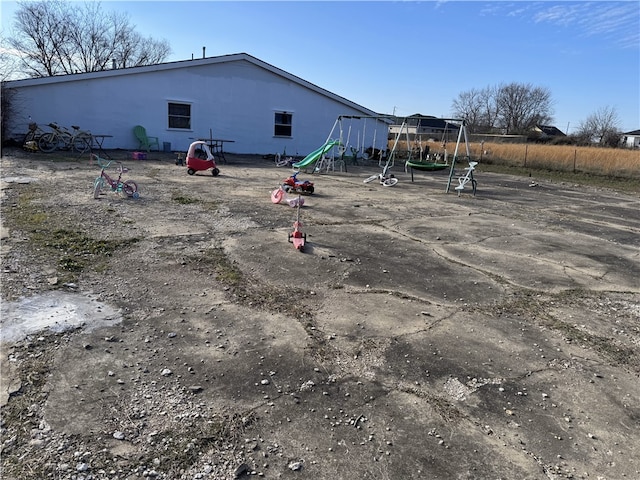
<box><xmin>293</xmin><ymin>140</ymin><xmax>341</xmax><ymax>168</ymax></box>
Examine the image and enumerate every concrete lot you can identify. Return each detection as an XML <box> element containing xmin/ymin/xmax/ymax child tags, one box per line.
<box><xmin>1</xmin><ymin>150</ymin><xmax>639</xmax><ymax>479</ymax></box>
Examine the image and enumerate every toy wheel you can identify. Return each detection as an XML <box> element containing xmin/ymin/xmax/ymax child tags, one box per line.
<box><xmin>382</xmin><ymin>177</ymin><xmax>398</xmax><ymax>187</ymax></box>
<box><xmin>93</xmin><ymin>178</ymin><xmax>104</xmax><ymax>199</ymax></box>
<box><xmin>212</xmin><ymin>168</ymin><xmax>220</xmax><ymax>176</ymax></box>
<box><xmin>307</xmin><ymin>186</ymin><xmax>314</xmax><ymax>194</ymax></box>
<box><xmin>123</xmin><ymin>180</ymin><xmax>138</xmax><ymax>197</ymax></box>
<box><xmin>364</xmin><ymin>174</ymin><xmax>378</xmax><ymax>184</ymax></box>
<box><xmin>283</xmin><ymin>185</ymin><xmax>291</xmax><ymax>193</ymax></box>
<box><xmin>23</xmin><ymin>130</ymin><xmax>36</xmax><ymax>145</ymax></box>
<box><xmin>38</xmin><ymin>133</ymin><xmax>58</xmax><ymax>153</ymax></box>
<box><xmin>187</xmin><ymin>168</ymin><xmax>195</xmax><ymax>175</ymax></box>
<box><xmin>73</xmin><ymin>134</ymin><xmax>91</xmax><ymax>153</ymax></box>
<box><xmin>271</xmin><ymin>188</ymin><xmax>285</xmax><ymax>204</ymax></box>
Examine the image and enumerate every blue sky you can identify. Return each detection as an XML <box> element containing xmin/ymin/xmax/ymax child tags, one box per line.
<box><xmin>2</xmin><ymin>1</ymin><xmax>639</xmax><ymax>132</ymax></box>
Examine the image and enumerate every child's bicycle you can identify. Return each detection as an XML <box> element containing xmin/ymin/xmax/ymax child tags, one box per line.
<box><xmin>363</xmin><ymin>165</ymin><xmax>398</xmax><ymax>187</ymax></box>
<box><xmin>274</xmin><ymin>149</ymin><xmax>300</xmax><ymax>168</ymax></box>
<box><xmin>92</xmin><ymin>154</ymin><xmax>139</xmax><ymax>199</ymax></box>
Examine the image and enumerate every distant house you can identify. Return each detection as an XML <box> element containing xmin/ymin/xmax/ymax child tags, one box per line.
<box><xmin>621</xmin><ymin>130</ymin><xmax>640</xmax><ymax>149</ymax></box>
<box><xmin>388</xmin><ymin>115</ymin><xmax>460</xmax><ymax>142</ymax></box>
<box><xmin>532</xmin><ymin>124</ymin><xmax>566</xmax><ymax>138</ymax></box>
<box><xmin>3</xmin><ymin>53</ymin><xmax>379</xmax><ymax>155</ymax></box>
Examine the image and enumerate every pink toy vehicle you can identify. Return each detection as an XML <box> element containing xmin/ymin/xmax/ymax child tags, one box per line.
<box><xmin>186</xmin><ymin>141</ymin><xmax>220</xmax><ymax>176</ymax></box>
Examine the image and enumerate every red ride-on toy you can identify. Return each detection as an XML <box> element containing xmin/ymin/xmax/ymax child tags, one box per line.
<box><xmin>186</xmin><ymin>141</ymin><xmax>220</xmax><ymax>176</ymax></box>
<box><xmin>283</xmin><ymin>171</ymin><xmax>314</xmax><ymax>194</ymax></box>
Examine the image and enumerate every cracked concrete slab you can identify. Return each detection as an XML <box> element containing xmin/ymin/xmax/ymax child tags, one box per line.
<box><xmin>1</xmin><ymin>151</ymin><xmax>639</xmax><ymax>479</ymax></box>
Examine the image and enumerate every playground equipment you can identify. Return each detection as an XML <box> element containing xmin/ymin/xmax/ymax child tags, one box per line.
<box><xmin>403</xmin><ymin>120</ymin><xmax>452</xmax><ymax>175</ymax></box>
<box><xmin>287</xmin><ymin>196</ymin><xmax>306</xmax><ymax>252</ymax></box>
<box><xmin>185</xmin><ymin>140</ymin><xmax>220</xmax><ymax>176</ymax></box>
<box><xmin>292</xmin><ymin>139</ymin><xmax>342</xmax><ymax>171</ymax></box>
<box><xmin>454</xmin><ymin>161</ymin><xmax>478</xmax><ymax>196</ymax></box>
<box><xmin>330</xmin><ymin>116</ymin><xmax>391</xmax><ymax>165</ymax></box>
<box><xmin>314</xmin><ymin>114</ymin><xmax>476</xmax><ymax>192</ymax></box>
<box><xmin>386</xmin><ymin>116</ymin><xmax>474</xmax><ymax>193</ymax></box>
<box><xmin>442</xmin><ymin>120</ymin><xmax>473</xmax><ymax>193</ymax></box>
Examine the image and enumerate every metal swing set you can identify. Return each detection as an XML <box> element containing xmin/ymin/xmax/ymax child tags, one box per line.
<box><xmin>314</xmin><ymin>114</ymin><xmax>477</xmax><ymax>193</ymax></box>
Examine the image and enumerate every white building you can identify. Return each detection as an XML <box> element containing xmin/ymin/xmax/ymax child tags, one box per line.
<box><xmin>621</xmin><ymin>130</ymin><xmax>640</xmax><ymax>149</ymax></box>
<box><xmin>4</xmin><ymin>53</ymin><xmax>380</xmax><ymax>155</ymax></box>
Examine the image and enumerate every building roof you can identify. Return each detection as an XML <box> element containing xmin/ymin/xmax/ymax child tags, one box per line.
<box><xmin>535</xmin><ymin>125</ymin><xmax>566</xmax><ymax>136</ymax></box>
<box><xmin>4</xmin><ymin>52</ymin><xmax>378</xmax><ymax>117</ymax></box>
<box><xmin>624</xmin><ymin>129</ymin><xmax>640</xmax><ymax>136</ymax></box>
<box><xmin>399</xmin><ymin>114</ymin><xmax>461</xmax><ymax>130</ymax></box>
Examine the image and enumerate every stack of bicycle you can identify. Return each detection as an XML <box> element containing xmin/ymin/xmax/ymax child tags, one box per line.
<box><xmin>23</xmin><ymin>121</ymin><xmax>93</xmax><ymax>154</ymax></box>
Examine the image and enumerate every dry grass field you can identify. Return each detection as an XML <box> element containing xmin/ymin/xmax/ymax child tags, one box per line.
<box><xmin>390</xmin><ymin>139</ymin><xmax>640</xmax><ymax>179</ymax></box>
<box><xmin>477</xmin><ymin>142</ymin><xmax>640</xmax><ymax>178</ymax></box>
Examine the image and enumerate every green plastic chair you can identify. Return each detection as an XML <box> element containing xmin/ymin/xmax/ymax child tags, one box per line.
<box><xmin>133</xmin><ymin>125</ymin><xmax>160</xmax><ymax>152</ymax></box>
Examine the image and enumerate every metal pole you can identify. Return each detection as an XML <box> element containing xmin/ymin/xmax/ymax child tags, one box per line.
<box><xmin>446</xmin><ymin>120</ymin><xmax>466</xmax><ymax>193</ymax></box>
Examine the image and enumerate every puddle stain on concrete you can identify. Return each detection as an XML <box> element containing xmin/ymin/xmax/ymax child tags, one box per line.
<box><xmin>0</xmin><ymin>291</ymin><xmax>122</xmax><ymax>343</ymax></box>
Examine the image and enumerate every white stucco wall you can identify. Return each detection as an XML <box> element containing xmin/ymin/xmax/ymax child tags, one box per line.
<box><xmin>5</xmin><ymin>56</ymin><xmax>378</xmax><ymax>155</ymax></box>
<box><xmin>622</xmin><ymin>135</ymin><xmax>640</xmax><ymax>149</ymax></box>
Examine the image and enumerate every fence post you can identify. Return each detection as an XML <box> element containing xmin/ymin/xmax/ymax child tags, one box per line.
<box><xmin>524</xmin><ymin>144</ymin><xmax>528</xmax><ymax>167</ymax></box>
<box><xmin>573</xmin><ymin>148</ymin><xmax>577</xmax><ymax>173</ymax></box>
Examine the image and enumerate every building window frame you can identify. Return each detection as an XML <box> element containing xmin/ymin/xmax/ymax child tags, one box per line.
<box><xmin>274</xmin><ymin>111</ymin><xmax>293</xmax><ymax>137</ymax></box>
<box><xmin>168</xmin><ymin>101</ymin><xmax>192</xmax><ymax>130</ymax></box>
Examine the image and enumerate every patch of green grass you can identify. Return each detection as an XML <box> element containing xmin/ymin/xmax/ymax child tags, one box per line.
<box><xmin>2</xmin><ymin>183</ymin><xmax>139</xmax><ymax>283</ymax></box>
<box><xmin>201</xmin><ymin>247</ymin><xmax>244</xmax><ymax>287</ymax></box>
<box><xmin>170</xmin><ymin>190</ymin><xmax>220</xmax><ymax>210</ymax></box>
<box><xmin>171</xmin><ymin>191</ymin><xmax>199</xmax><ymax>204</ymax></box>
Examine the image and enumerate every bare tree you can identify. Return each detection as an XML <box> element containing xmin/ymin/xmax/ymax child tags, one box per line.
<box><xmin>477</xmin><ymin>85</ymin><xmax>500</xmax><ymax>133</ymax></box>
<box><xmin>496</xmin><ymin>82</ymin><xmax>553</xmax><ymax>134</ymax></box>
<box><xmin>452</xmin><ymin>88</ymin><xmax>483</xmax><ymax>133</ymax></box>
<box><xmin>576</xmin><ymin>106</ymin><xmax>622</xmax><ymax>146</ymax></box>
<box><xmin>452</xmin><ymin>82</ymin><xmax>553</xmax><ymax>134</ymax></box>
<box><xmin>5</xmin><ymin>0</ymin><xmax>171</xmax><ymax>78</ymax></box>
<box><xmin>1</xmin><ymin>33</ymin><xmax>22</xmax><ymax>146</ymax></box>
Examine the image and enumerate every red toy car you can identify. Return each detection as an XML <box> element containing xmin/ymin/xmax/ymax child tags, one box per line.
<box><xmin>186</xmin><ymin>141</ymin><xmax>220</xmax><ymax>176</ymax></box>
<box><xmin>283</xmin><ymin>171</ymin><xmax>314</xmax><ymax>194</ymax></box>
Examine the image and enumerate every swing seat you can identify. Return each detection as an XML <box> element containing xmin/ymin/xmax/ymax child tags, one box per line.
<box><xmin>405</xmin><ymin>161</ymin><xmax>449</xmax><ymax>171</ymax></box>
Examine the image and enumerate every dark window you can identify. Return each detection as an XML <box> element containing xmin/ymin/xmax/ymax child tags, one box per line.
<box><xmin>169</xmin><ymin>102</ymin><xmax>191</xmax><ymax>129</ymax></box>
<box><xmin>274</xmin><ymin>112</ymin><xmax>292</xmax><ymax>137</ymax></box>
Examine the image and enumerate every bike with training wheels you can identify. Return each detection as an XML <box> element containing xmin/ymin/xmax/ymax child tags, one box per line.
<box><xmin>92</xmin><ymin>154</ymin><xmax>139</xmax><ymax>199</ymax></box>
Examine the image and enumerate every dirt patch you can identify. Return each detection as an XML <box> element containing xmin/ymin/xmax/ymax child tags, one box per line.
<box><xmin>1</xmin><ymin>148</ymin><xmax>639</xmax><ymax>479</ymax></box>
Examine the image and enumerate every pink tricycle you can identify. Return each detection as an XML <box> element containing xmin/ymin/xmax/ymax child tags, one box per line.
<box><xmin>186</xmin><ymin>141</ymin><xmax>220</xmax><ymax>176</ymax></box>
